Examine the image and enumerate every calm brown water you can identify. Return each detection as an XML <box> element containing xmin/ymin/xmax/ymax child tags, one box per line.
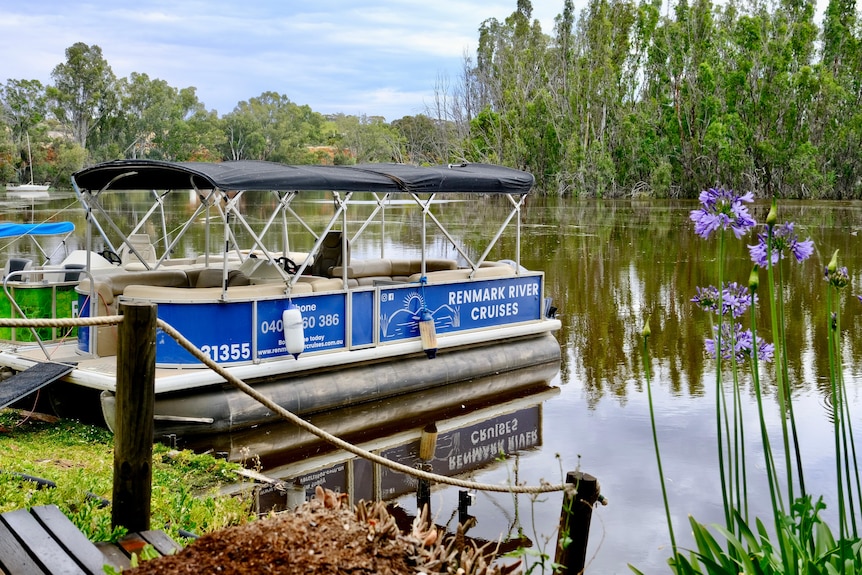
<box><xmin>6</xmin><ymin>191</ymin><xmax>862</xmax><ymax>573</ymax></box>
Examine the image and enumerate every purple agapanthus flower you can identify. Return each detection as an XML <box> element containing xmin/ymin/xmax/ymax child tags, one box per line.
<box><xmin>705</xmin><ymin>322</ymin><xmax>774</xmax><ymax>363</ymax></box>
<box><xmin>690</xmin><ymin>188</ymin><xmax>757</xmax><ymax>239</ymax></box>
<box><xmin>748</xmin><ymin>222</ymin><xmax>815</xmax><ymax>266</ymax></box>
<box><xmin>692</xmin><ymin>282</ymin><xmax>757</xmax><ymax>318</ymax></box>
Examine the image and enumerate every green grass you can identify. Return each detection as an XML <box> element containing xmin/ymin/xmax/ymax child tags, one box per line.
<box><xmin>0</xmin><ymin>410</ymin><xmax>256</xmax><ymax>543</ymax></box>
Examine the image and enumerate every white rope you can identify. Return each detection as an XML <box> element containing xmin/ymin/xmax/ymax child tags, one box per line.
<box><xmin>0</xmin><ymin>314</ymin><xmax>566</xmax><ymax>494</ymax></box>
<box><xmin>0</xmin><ymin>316</ymin><xmax>122</xmax><ymax>327</ymax></box>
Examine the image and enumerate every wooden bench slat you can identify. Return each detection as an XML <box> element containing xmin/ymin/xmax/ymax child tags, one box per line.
<box><xmin>0</xmin><ymin>518</ymin><xmax>48</xmax><ymax>575</ymax></box>
<box><xmin>0</xmin><ymin>505</ymin><xmax>181</xmax><ymax>574</ymax></box>
<box><xmin>94</xmin><ymin>543</ymin><xmax>132</xmax><ymax>570</ymax></box>
<box><xmin>31</xmin><ymin>505</ymin><xmax>115</xmax><ymax>574</ymax></box>
<box><xmin>0</xmin><ymin>509</ymin><xmax>85</xmax><ymax>575</ymax></box>
<box><xmin>116</xmin><ymin>532</ymin><xmax>150</xmax><ymax>557</ymax></box>
<box><xmin>138</xmin><ymin>529</ymin><xmax>182</xmax><ymax>556</ymax></box>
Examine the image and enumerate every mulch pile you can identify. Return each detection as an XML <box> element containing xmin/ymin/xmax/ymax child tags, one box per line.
<box><xmin>127</xmin><ymin>487</ymin><xmax>519</xmax><ymax>574</ymax></box>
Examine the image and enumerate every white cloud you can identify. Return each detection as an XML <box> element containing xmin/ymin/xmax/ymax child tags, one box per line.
<box><xmin>0</xmin><ymin>0</ymin><xmax>570</xmax><ymax>120</ymax></box>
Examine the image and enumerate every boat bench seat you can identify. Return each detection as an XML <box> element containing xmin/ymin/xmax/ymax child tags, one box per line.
<box><xmin>330</xmin><ymin>258</ymin><xmax>458</xmax><ymax>287</ymax></box>
<box><xmin>122</xmin><ymin>282</ymin><xmax>311</xmax><ymax>300</ymax></box>
<box><xmin>75</xmin><ymin>269</ymin><xmax>268</xmax><ymax>356</ymax></box>
<box><xmin>407</xmin><ymin>264</ymin><xmax>517</xmax><ymax>284</ymax></box>
<box><xmin>77</xmin><ymin>268</ymin><xmax>254</xmax><ymax>305</ymax></box>
<box><xmin>77</xmin><ymin>270</ymin><xmax>192</xmax><ymax>308</ymax></box>
<box><xmin>295</xmin><ymin>276</ymin><xmax>345</xmax><ymax>292</ymax></box>
<box><xmin>76</xmin><ymin>270</ymin><xmax>193</xmax><ymax>357</ymax></box>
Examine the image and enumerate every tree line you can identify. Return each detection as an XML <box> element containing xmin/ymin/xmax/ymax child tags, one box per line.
<box><xmin>2</xmin><ymin>0</ymin><xmax>860</xmax><ymax>198</ymax></box>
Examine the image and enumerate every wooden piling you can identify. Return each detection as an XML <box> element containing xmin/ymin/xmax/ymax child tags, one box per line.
<box><xmin>419</xmin><ymin>423</ymin><xmax>438</xmax><ymax>461</ymax></box>
<box><xmin>416</xmin><ymin>462</ymin><xmax>432</xmax><ymax>517</ymax></box>
<box><xmin>555</xmin><ymin>471</ymin><xmax>600</xmax><ymax>574</ymax></box>
<box><xmin>112</xmin><ymin>302</ymin><xmax>157</xmax><ymax>533</ymax></box>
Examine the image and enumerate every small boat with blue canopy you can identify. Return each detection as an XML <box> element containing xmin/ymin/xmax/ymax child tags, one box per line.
<box><xmin>0</xmin><ymin>221</ymin><xmax>90</xmax><ymax>347</ymax></box>
<box><xmin>0</xmin><ymin>160</ymin><xmax>561</xmax><ymax>438</ymax></box>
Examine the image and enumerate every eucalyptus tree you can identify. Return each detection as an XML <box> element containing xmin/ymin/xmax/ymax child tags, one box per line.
<box><xmin>155</xmin><ymin>87</ymin><xmax>223</xmax><ymax>162</ymax></box>
<box><xmin>222</xmin><ymin>92</ymin><xmax>323</xmax><ymax>163</ymax></box>
<box><xmin>0</xmin><ymin>79</ymin><xmax>48</xmax><ymax>145</ymax></box>
<box><xmin>115</xmin><ymin>77</ymin><xmax>221</xmax><ymax>162</ymax></box>
<box><xmin>423</xmin><ymin>72</ymin><xmax>470</xmax><ymax>163</ymax></box>
<box><xmin>116</xmin><ymin>72</ymin><xmax>182</xmax><ymax>159</ymax></box>
<box><xmin>48</xmin><ymin>42</ymin><xmax>118</xmax><ymax>151</ymax></box>
<box><xmin>392</xmin><ymin>114</ymin><xmax>451</xmax><ymax>164</ymax></box>
<box><xmin>818</xmin><ymin>0</ymin><xmax>861</xmax><ymax>197</ymax></box>
<box><xmin>471</xmin><ymin>0</ymin><xmax>556</xmax><ymax>187</ymax></box>
<box><xmin>708</xmin><ymin>0</ymin><xmax>824</xmax><ymax>197</ymax></box>
<box><xmin>614</xmin><ymin>0</ymin><xmax>668</xmax><ymax>196</ymax></box>
<box><xmin>563</xmin><ymin>0</ymin><xmax>643</xmax><ymax>196</ymax></box>
<box><xmin>329</xmin><ymin>113</ymin><xmax>401</xmax><ymax>164</ymax></box>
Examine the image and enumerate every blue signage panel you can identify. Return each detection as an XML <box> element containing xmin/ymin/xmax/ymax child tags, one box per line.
<box><xmin>350</xmin><ymin>290</ymin><xmax>375</xmax><ymax>347</ymax></box>
<box><xmin>378</xmin><ymin>275</ymin><xmax>542</xmax><ymax>343</ymax></box>
<box><xmin>156</xmin><ymin>301</ymin><xmax>254</xmax><ymax>364</ymax></box>
<box><xmin>256</xmin><ymin>293</ymin><xmax>347</xmax><ymax>358</ymax></box>
<box><xmin>378</xmin><ymin>405</ymin><xmax>542</xmax><ymax>499</ymax></box>
<box><xmin>294</xmin><ymin>463</ymin><xmax>347</xmax><ymax>499</ymax></box>
<box><xmin>76</xmin><ymin>293</ymin><xmax>91</xmax><ymax>352</ymax></box>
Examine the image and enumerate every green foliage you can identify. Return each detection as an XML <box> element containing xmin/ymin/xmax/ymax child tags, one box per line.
<box><xmin>0</xmin><ymin>413</ymin><xmax>255</xmax><ymax>542</ymax></box>
<box><xmin>221</xmin><ymin>91</ymin><xmax>326</xmax><ymax>163</ymax></box>
<box><xmin>0</xmin><ymin>136</ymin><xmax>18</xmax><ymax>183</ymax></box>
<box><xmin>660</xmin><ymin>498</ymin><xmax>862</xmax><ymax>574</ymax></box>
<box><xmin>48</xmin><ymin>42</ymin><xmax>118</xmax><ymax>150</ymax></box>
<box><xmin>3</xmin><ymin>0</ymin><xmax>862</xmax><ymax>197</ymax></box>
<box><xmin>0</xmin><ymin>79</ymin><xmax>48</xmax><ymax>143</ymax></box>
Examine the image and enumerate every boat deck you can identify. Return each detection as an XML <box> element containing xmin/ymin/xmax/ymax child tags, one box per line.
<box><xmin>7</xmin><ymin>343</ymin><xmax>204</xmax><ymax>383</ymax></box>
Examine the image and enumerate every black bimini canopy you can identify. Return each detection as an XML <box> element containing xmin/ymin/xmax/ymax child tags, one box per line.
<box><xmin>71</xmin><ymin>160</ymin><xmax>535</xmax><ymax>195</ymax></box>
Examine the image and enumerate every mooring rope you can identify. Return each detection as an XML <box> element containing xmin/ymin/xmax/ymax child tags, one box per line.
<box><xmin>0</xmin><ymin>314</ymin><xmax>566</xmax><ymax>494</ymax></box>
<box><xmin>0</xmin><ymin>316</ymin><xmax>122</xmax><ymax>327</ymax></box>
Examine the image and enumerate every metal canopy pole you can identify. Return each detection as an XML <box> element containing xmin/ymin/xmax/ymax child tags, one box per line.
<box><xmin>473</xmin><ymin>193</ymin><xmax>524</xmax><ymax>273</ymax></box>
<box><xmin>159</xmin><ymin>189</ymin><xmax>215</xmax><ymax>267</ymax></box>
<box><xmin>409</xmin><ymin>193</ymin><xmax>474</xmax><ymax>269</ymax></box>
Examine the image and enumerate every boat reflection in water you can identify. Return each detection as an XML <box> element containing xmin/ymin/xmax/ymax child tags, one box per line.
<box><xmin>184</xmin><ymin>359</ymin><xmax>559</xmax><ymax>508</ymax></box>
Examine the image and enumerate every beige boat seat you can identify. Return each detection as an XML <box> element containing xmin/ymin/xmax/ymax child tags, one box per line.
<box><xmin>121</xmin><ymin>234</ymin><xmax>157</xmax><ymax>268</ymax></box>
<box><xmin>330</xmin><ymin>258</ymin><xmax>458</xmax><ymax>287</ymax></box>
<box><xmin>186</xmin><ymin>267</ymin><xmax>251</xmax><ymax>288</ymax></box>
<box><xmin>76</xmin><ymin>270</ymin><xmax>191</xmax><ymax>356</ymax></box>
<box><xmin>407</xmin><ymin>264</ymin><xmax>517</xmax><ymax>284</ymax></box>
<box><xmin>122</xmin><ymin>282</ymin><xmax>311</xmax><ymax>301</ymax></box>
<box><xmin>295</xmin><ymin>276</ymin><xmax>344</xmax><ymax>292</ymax></box>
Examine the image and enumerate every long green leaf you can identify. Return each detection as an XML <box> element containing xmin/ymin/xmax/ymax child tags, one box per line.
<box><xmin>712</xmin><ymin>524</ymin><xmax>758</xmax><ymax>573</ymax></box>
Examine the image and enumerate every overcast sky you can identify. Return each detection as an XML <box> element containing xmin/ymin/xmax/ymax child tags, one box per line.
<box><xmin>1</xmin><ymin>1</ymin><xmax>566</xmax><ymax>122</ymax></box>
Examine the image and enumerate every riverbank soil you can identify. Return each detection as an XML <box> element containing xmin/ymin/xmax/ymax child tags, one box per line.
<box><xmin>127</xmin><ymin>487</ymin><xmax>517</xmax><ymax>575</ymax></box>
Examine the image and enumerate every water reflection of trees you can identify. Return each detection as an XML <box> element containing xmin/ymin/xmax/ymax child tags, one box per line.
<box><xmin>522</xmin><ymin>198</ymin><xmax>862</xmax><ymax>409</ymax></box>
<box><xmin>26</xmin><ymin>194</ymin><xmax>862</xmax><ymax>409</ymax></box>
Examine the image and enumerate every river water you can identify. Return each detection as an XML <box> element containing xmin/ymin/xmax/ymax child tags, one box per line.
<box><xmin>6</xmin><ymin>191</ymin><xmax>862</xmax><ymax>573</ymax></box>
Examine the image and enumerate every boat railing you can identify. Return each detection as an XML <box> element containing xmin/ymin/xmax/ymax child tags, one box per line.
<box><xmin>1</xmin><ymin>267</ymin><xmax>96</xmax><ymax>358</ymax></box>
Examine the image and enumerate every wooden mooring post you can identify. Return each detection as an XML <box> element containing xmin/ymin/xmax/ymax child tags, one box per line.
<box><xmin>416</xmin><ymin>424</ymin><xmax>437</xmax><ymax>517</ymax></box>
<box><xmin>112</xmin><ymin>302</ymin><xmax>158</xmax><ymax>533</ymax></box>
<box><xmin>555</xmin><ymin>471</ymin><xmax>603</xmax><ymax>574</ymax></box>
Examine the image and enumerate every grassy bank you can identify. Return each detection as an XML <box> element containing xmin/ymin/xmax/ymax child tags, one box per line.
<box><xmin>0</xmin><ymin>409</ymin><xmax>256</xmax><ymax>543</ymax></box>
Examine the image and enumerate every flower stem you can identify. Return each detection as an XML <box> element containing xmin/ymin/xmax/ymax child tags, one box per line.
<box><xmin>641</xmin><ymin>317</ymin><xmax>677</xmax><ymax>558</ymax></box>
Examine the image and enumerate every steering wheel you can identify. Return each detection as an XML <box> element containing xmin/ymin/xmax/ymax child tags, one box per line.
<box><xmin>100</xmin><ymin>249</ymin><xmax>122</xmax><ymax>265</ymax></box>
<box><xmin>277</xmin><ymin>256</ymin><xmax>298</xmax><ymax>274</ymax></box>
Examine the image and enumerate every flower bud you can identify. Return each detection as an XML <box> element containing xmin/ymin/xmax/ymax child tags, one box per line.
<box><xmin>641</xmin><ymin>315</ymin><xmax>651</xmax><ymax>339</ymax></box>
<box><xmin>748</xmin><ymin>266</ymin><xmax>759</xmax><ymax>292</ymax></box>
<box><xmin>828</xmin><ymin>249</ymin><xmax>839</xmax><ymax>273</ymax></box>
<box><xmin>766</xmin><ymin>196</ymin><xmax>778</xmax><ymax>228</ymax></box>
